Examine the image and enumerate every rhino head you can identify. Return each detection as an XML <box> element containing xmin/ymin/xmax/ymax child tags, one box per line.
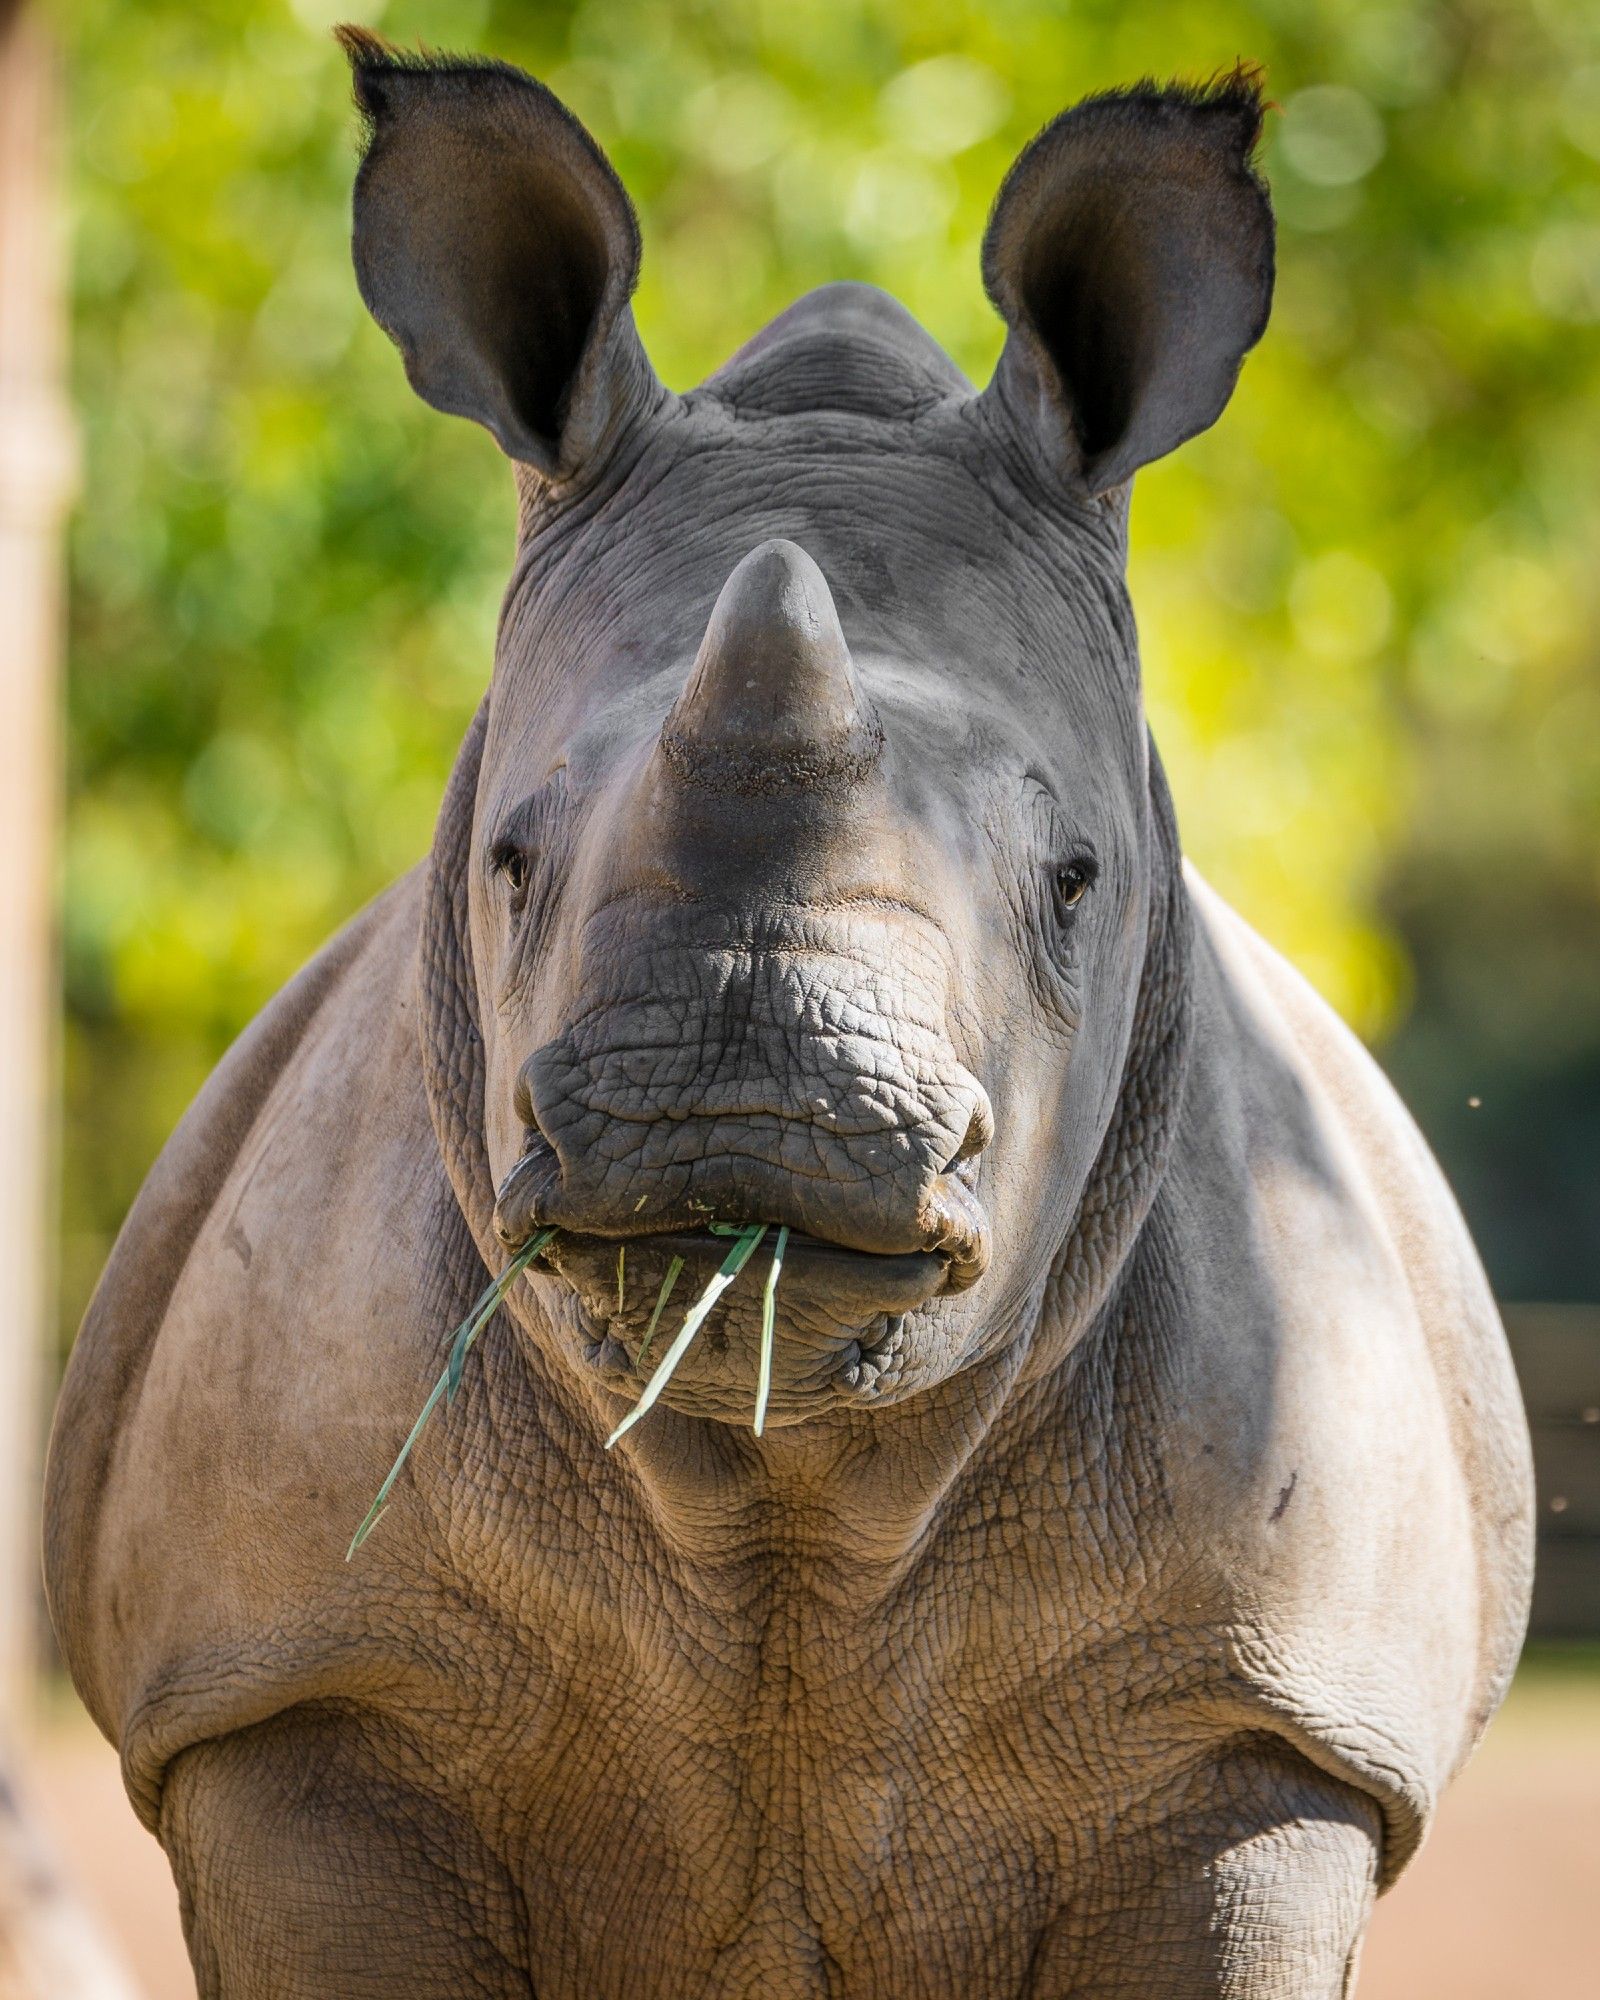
<box><xmin>342</xmin><ymin>34</ymin><xmax>1273</xmax><ymax>1435</ymax></box>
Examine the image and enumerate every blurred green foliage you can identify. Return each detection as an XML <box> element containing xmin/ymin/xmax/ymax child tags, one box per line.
<box><xmin>57</xmin><ymin>0</ymin><xmax>1600</xmax><ymax>1346</ymax></box>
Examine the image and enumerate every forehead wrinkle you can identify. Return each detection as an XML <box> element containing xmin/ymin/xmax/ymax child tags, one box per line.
<box><xmin>508</xmin><ymin>399</ymin><xmax>1110</xmax><ymax>595</ymax></box>
<box><xmin>489</xmin><ymin>413</ymin><xmax>1144</xmax><ymax>774</ymax></box>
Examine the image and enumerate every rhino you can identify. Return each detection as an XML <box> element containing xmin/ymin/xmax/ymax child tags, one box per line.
<box><xmin>45</xmin><ymin>35</ymin><xmax>1533</xmax><ymax>2000</ymax></box>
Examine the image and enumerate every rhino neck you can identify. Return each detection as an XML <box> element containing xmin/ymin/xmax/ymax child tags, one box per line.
<box><xmin>416</xmin><ymin>710</ymin><xmax>1192</xmax><ymax>1571</ymax></box>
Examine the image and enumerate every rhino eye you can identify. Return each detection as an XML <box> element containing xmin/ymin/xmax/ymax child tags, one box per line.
<box><xmin>1052</xmin><ymin>858</ymin><xmax>1096</xmax><ymax>919</ymax></box>
<box><xmin>491</xmin><ymin>841</ymin><xmax>530</xmax><ymax>896</ymax></box>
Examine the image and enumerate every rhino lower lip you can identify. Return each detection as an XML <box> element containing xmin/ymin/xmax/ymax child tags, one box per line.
<box><xmin>837</xmin><ymin>1317</ymin><xmax>908</xmax><ymax>1395</ymax></box>
<box><xmin>486</xmin><ymin>1208</ymin><xmax>946</xmax><ymax>1416</ymax></box>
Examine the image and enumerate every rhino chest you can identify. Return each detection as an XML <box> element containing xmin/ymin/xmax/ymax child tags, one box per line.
<box><xmin>452</xmin><ymin>1528</ymin><xmax>1187</xmax><ymax>1999</ymax></box>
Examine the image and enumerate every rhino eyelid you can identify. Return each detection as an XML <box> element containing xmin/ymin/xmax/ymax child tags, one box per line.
<box><xmin>489</xmin><ymin>839</ymin><xmax>531</xmax><ymax>894</ymax></box>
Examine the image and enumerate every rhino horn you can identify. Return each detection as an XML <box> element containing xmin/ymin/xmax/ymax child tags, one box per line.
<box><xmin>659</xmin><ymin>540</ymin><xmax>883</xmax><ymax>792</ymax></box>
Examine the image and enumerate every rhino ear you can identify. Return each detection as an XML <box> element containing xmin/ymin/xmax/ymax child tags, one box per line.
<box><xmin>980</xmin><ymin>69</ymin><xmax>1274</xmax><ymax>497</ymax></box>
<box><xmin>337</xmin><ymin>27</ymin><xmax>666</xmax><ymax>480</ymax></box>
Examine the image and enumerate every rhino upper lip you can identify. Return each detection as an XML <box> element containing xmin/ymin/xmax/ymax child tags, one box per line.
<box><xmin>491</xmin><ymin>1141</ymin><xmax>989</xmax><ymax>1294</ymax></box>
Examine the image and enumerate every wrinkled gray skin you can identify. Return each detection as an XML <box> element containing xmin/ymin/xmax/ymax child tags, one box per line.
<box><xmin>45</xmin><ymin>39</ymin><xmax>1533</xmax><ymax>2000</ymax></box>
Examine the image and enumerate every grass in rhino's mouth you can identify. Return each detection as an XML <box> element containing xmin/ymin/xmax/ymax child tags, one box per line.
<box><xmin>346</xmin><ymin>1221</ymin><xmax>789</xmax><ymax>1559</ymax></box>
<box><xmin>603</xmin><ymin>1222</ymin><xmax>789</xmax><ymax>1449</ymax></box>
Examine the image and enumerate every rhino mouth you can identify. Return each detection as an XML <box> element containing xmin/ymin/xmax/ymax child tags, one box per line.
<box><xmin>535</xmin><ymin>1225</ymin><xmax>935</xmax><ymax>1419</ymax></box>
<box><xmin>490</xmin><ymin>1136</ymin><xmax>984</xmax><ymax>1422</ymax></box>
<box><xmin>486</xmin><ymin>969</ymin><xmax>995</xmax><ymax>1419</ymax></box>
<box><xmin>551</xmin><ymin>1225</ymin><xmax>945</xmax><ymax>1319</ymax></box>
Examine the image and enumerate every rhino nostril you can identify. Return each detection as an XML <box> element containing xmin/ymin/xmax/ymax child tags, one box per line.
<box><xmin>949</xmin><ymin>1089</ymin><xmax>994</xmax><ymax>1168</ymax></box>
<box><xmin>922</xmin><ymin>1171</ymin><xmax>990</xmax><ymax>1291</ymax></box>
<box><xmin>493</xmin><ymin>1132</ymin><xmax>561</xmax><ymax>1247</ymax></box>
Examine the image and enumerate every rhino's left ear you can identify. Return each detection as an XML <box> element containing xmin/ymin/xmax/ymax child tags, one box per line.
<box><xmin>980</xmin><ymin>70</ymin><xmax>1274</xmax><ymax>497</ymax></box>
<box><xmin>337</xmin><ymin>27</ymin><xmax>667</xmax><ymax>482</ymax></box>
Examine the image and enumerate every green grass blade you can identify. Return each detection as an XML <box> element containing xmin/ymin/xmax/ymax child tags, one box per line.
<box><xmin>445</xmin><ymin>1272</ymin><xmax>510</xmax><ymax>1407</ymax></box>
<box><xmin>346</xmin><ymin>1363</ymin><xmax>450</xmax><ymax>1559</ymax></box>
<box><xmin>445</xmin><ymin>1268</ymin><xmax>509</xmax><ymax>1359</ymax></box>
<box><xmin>752</xmin><ymin>1225</ymin><xmax>789</xmax><ymax>1437</ymax></box>
<box><xmin>606</xmin><ymin>1225</ymin><xmax>767</xmax><ymax>1449</ymax></box>
<box><xmin>635</xmin><ymin>1254</ymin><xmax>685</xmax><ymax>1366</ymax></box>
<box><xmin>616</xmin><ymin>1244</ymin><xmax>626</xmax><ymax>1313</ymax></box>
<box><xmin>446</xmin><ymin>1228</ymin><xmax>553</xmax><ymax>1404</ymax></box>
<box><xmin>348</xmin><ymin>1229</ymin><xmax>553</xmax><ymax>1559</ymax></box>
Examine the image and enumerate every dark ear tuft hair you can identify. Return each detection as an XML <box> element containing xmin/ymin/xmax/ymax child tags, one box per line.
<box><xmin>333</xmin><ymin>22</ymin><xmax>391</xmax><ymax>64</ymax></box>
<box><xmin>335</xmin><ymin>25</ymin><xmax>545</xmax><ymax>125</ymax></box>
<box><xmin>335</xmin><ymin>27</ymin><xmax>660</xmax><ymax>480</ymax></box>
<box><xmin>980</xmin><ymin>65</ymin><xmax>1275</xmax><ymax>495</ymax></box>
<box><xmin>1031</xmin><ymin>60</ymin><xmax>1271</xmax><ymax>176</ymax></box>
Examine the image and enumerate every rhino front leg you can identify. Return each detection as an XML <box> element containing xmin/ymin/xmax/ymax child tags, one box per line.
<box><xmin>1030</xmin><ymin>1739</ymin><xmax>1380</xmax><ymax>2000</ymax></box>
<box><xmin>158</xmin><ymin>1707</ymin><xmax>533</xmax><ymax>1999</ymax></box>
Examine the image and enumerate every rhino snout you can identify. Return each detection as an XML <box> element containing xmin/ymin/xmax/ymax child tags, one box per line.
<box><xmin>492</xmin><ymin>980</ymin><xmax>993</xmax><ymax>1295</ymax></box>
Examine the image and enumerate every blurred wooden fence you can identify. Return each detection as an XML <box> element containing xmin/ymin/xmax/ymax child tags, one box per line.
<box><xmin>1506</xmin><ymin>1305</ymin><xmax>1600</xmax><ymax>1638</ymax></box>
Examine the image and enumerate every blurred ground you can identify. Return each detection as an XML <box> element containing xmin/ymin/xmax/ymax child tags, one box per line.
<box><xmin>15</xmin><ymin>1657</ymin><xmax>1599</xmax><ymax>1999</ymax></box>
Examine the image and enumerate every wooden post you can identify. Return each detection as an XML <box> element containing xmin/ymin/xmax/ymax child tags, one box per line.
<box><xmin>0</xmin><ymin>10</ymin><xmax>142</xmax><ymax>1998</ymax></box>
<box><xmin>0</xmin><ymin>1775</ymin><xmax>144</xmax><ymax>2000</ymax></box>
<box><xmin>0</xmin><ymin>0</ymin><xmax>74</xmax><ymax>1729</ymax></box>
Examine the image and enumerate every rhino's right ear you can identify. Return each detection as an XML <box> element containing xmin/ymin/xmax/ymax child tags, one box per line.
<box><xmin>337</xmin><ymin>27</ymin><xmax>666</xmax><ymax>481</ymax></box>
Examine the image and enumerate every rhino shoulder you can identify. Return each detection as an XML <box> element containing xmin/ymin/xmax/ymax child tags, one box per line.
<box><xmin>44</xmin><ymin>866</ymin><xmax>477</xmax><ymax>1801</ymax></box>
<box><xmin>1158</xmin><ymin>867</ymin><xmax>1533</xmax><ymax>1883</ymax></box>
<box><xmin>1183</xmin><ymin>862</ymin><xmax>1515</xmax><ymax>1383</ymax></box>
